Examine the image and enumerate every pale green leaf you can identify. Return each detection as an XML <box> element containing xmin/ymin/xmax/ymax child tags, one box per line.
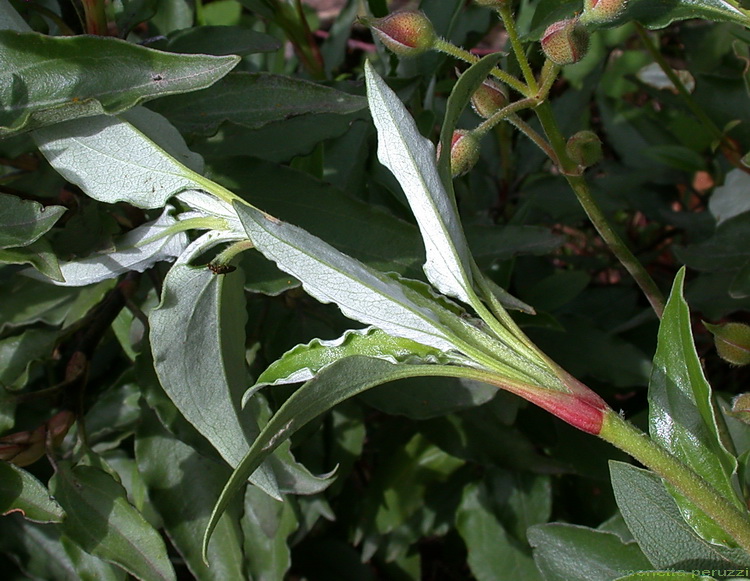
<box><xmin>365</xmin><ymin>61</ymin><xmax>476</xmax><ymax>305</ymax></box>
<box><xmin>0</xmin><ymin>194</ymin><xmax>65</xmax><ymax>249</ymax></box>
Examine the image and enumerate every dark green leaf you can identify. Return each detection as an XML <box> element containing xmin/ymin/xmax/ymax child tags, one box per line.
<box><xmin>457</xmin><ymin>481</ymin><xmax>543</xmax><ymax>581</ymax></box>
<box><xmin>0</xmin><ymin>31</ymin><xmax>239</xmax><ymax>136</ymax></box>
<box><xmin>49</xmin><ymin>463</ymin><xmax>176</xmax><ymax>581</ymax></box>
<box><xmin>0</xmin><ymin>328</ymin><xmax>56</xmax><ymax>390</ymax></box>
<box><xmin>149</xmin><ymin>72</ymin><xmax>367</xmax><ymax>137</ymax></box>
<box><xmin>0</xmin><ymin>194</ymin><xmax>65</xmax><ymax>249</ymax></box>
<box><xmin>241</xmin><ymin>485</ymin><xmax>298</xmax><ymax>581</ymax></box>
<box><xmin>0</xmin><ymin>462</ymin><xmax>64</xmax><ymax>523</ymax></box>
<box><xmin>162</xmin><ymin>25</ymin><xmax>280</xmax><ymax>56</ymax></box>
<box><xmin>0</xmin><ymin>239</ymin><xmax>63</xmax><ymax>281</ymax></box>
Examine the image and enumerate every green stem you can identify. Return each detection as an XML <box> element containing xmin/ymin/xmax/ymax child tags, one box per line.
<box><xmin>534</xmin><ymin>101</ymin><xmax>666</xmax><ymax>318</ymax></box>
<box><xmin>497</xmin><ymin>5</ymin><xmax>539</xmax><ymax>94</ymax></box>
<box><xmin>600</xmin><ymin>410</ymin><xmax>750</xmax><ymax>554</ymax></box>
<box><xmin>81</xmin><ymin>0</ymin><xmax>108</xmax><ymax>35</ymax></box>
<box><xmin>433</xmin><ymin>38</ymin><xmax>530</xmax><ymax>97</ymax></box>
<box><xmin>507</xmin><ymin>114</ymin><xmax>558</xmax><ymax>164</ymax></box>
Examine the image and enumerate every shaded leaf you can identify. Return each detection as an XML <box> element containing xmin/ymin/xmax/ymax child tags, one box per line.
<box><xmin>0</xmin><ymin>194</ymin><xmax>65</xmax><ymax>249</ymax></box>
<box><xmin>0</xmin><ymin>462</ymin><xmax>64</xmax><ymax>523</ymax></box>
<box><xmin>149</xmin><ymin>72</ymin><xmax>366</xmax><ymax>137</ymax></box>
<box><xmin>0</xmin><ymin>30</ymin><xmax>238</xmax><ymax>136</ymax></box>
<box><xmin>136</xmin><ymin>414</ymin><xmax>247</xmax><ymax>581</ymax></box>
<box><xmin>49</xmin><ymin>462</ymin><xmax>176</xmax><ymax>581</ymax></box>
<box><xmin>161</xmin><ymin>25</ymin><xmax>280</xmax><ymax>56</ymax></box>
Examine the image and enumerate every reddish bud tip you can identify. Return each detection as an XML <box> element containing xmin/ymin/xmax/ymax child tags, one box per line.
<box><xmin>470</xmin><ymin>79</ymin><xmax>508</xmax><ymax>119</ymax></box>
<box><xmin>705</xmin><ymin>321</ymin><xmax>750</xmax><ymax>366</ymax></box>
<box><xmin>580</xmin><ymin>0</ymin><xmax>629</xmax><ymax>26</ymax></box>
<box><xmin>541</xmin><ymin>18</ymin><xmax>589</xmax><ymax>66</ymax></box>
<box><xmin>369</xmin><ymin>11</ymin><xmax>437</xmax><ymax>58</ymax></box>
<box><xmin>566</xmin><ymin>130</ymin><xmax>603</xmax><ymax>167</ymax></box>
<box><xmin>438</xmin><ymin>130</ymin><xmax>481</xmax><ymax>177</ymax></box>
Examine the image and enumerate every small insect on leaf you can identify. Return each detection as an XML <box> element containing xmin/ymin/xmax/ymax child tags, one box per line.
<box><xmin>207</xmin><ymin>262</ymin><xmax>236</xmax><ymax>275</ymax></box>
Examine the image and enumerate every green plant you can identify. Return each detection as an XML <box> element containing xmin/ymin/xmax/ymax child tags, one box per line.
<box><xmin>3</xmin><ymin>0</ymin><xmax>750</xmax><ymax>579</ymax></box>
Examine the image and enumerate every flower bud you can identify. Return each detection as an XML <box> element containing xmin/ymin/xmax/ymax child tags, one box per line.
<box><xmin>540</xmin><ymin>18</ymin><xmax>589</xmax><ymax>66</ymax></box>
<box><xmin>566</xmin><ymin>130</ymin><xmax>603</xmax><ymax>167</ymax></box>
<box><xmin>368</xmin><ymin>11</ymin><xmax>437</xmax><ymax>58</ymax></box>
<box><xmin>470</xmin><ymin>79</ymin><xmax>507</xmax><ymax>119</ymax></box>
<box><xmin>731</xmin><ymin>393</ymin><xmax>750</xmax><ymax>424</ymax></box>
<box><xmin>438</xmin><ymin>130</ymin><xmax>481</xmax><ymax>177</ymax></box>
<box><xmin>580</xmin><ymin>0</ymin><xmax>629</xmax><ymax>26</ymax></box>
<box><xmin>705</xmin><ymin>321</ymin><xmax>750</xmax><ymax>366</ymax></box>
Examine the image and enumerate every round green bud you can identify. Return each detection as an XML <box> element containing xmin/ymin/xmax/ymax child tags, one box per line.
<box><xmin>470</xmin><ymin>79</ymin><xmax>508</xmax><ymax>119</ymax></box>
<box><xmin>566</xmin><ymin>130</ymin><xmax>603</xmax><ymax>167</ymax></box>
<box><xmin>731</xmin><ymin>393</ymin><xmax>750</xmax><ymax>424</ymax></box>
<box><xmin>705</xmin><ymin>321</ymin><xmax>750</xmax><ymax>366</ymax></box>
<box><xmin>540</xmin><ymin>18</ymin><xmax>589</xmax><ymax>66</ymax></box>
<box><xmin>437</xmin><ymin>130</ymin><xmax>481</xmax><ymax>177</ymax></box>
<box><xmin>369</xmin><ymin>11</ymin><xmax>437</xmax><ymax>58</ymax></box>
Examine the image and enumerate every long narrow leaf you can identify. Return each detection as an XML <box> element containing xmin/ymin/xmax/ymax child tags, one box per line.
<box><xmin>365</xmin><ymin>61</ymin><xmax>476</xmax><ymax>305</ymax></box>
<box><xmin>235</xmin><ymin>202</ymin><xmax>464</xmax><ymax>353</ymax></box>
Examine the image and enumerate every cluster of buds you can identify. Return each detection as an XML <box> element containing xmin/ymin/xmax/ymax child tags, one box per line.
<box><xmin>541</xmin><ymin>0</ymin><xmax>628</xmax><ymax>66</ymax></box>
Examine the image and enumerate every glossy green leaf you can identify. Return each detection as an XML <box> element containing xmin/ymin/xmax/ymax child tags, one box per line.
<box><xmin>610</xmin><ymin>461</ymin><xmax>750</xmax><ymax>571</ymax></box>
<box><xmin>33</xmin><ymin>108</ymin><xmax>205</xmax><ymax>210</ymax></box>
<box><xmin>457</xmin><ymin>481</ymin><xmax>543</xmax><ymax>581</ymax></box>
<box><xmin>0</xmin><ymin>462</ymin><xmax>64</xmax><ymax>523</ymax></box>
<box><xmin>0</xmin><ymin>194</ymin><xmax>65</xmax><ymax>249</ymax></box>
<box><xmin>49</xmin><ymin>462</ymin><xmax>176</xmax><ymax>581</ymax></box>
<box><xmin>148</xmin><ymin>72</ymin><xmax>367</xmax><ymax>136</ymax></box>
<box><xmin>0</xmin><ymin>31</ymin><xmax>238</xmax><ymax>137</ymax></box>
<box><xmin>235</xmin><ymin>202</ymin><xmax>464</xmax><ymax>354</ymax></box>
<box><xmin>149</xmin><ymin>262</ymin><xmax>280</xmax><ymax>498</ymax></box>
<box><xmin>649</xmin><ymin>268</ymin><xmax>745</xmax><ymax>545</ymax></box>
<box><xmin>203</xmin><ymin>356</ymin><xmax>483</xmax><ymax>558</ymax></box>
<box><xmin>365</xmin><ymin>61</ymin><xmax>476</xmax><ymax>305</ymax></box>
<box><xmin>250</xmin><ymin>326</ymin><xmax>454</xmax><ymax>390</ymax></box>
<box><xmin>528</xmin><ymin>522</ymin><xmax>652</xmax><ymax>581</ymax></box>
<box><xmin>136</xmin><ymin>415</ymin><xmax>247</xmax><ymax>581</ymax></box>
